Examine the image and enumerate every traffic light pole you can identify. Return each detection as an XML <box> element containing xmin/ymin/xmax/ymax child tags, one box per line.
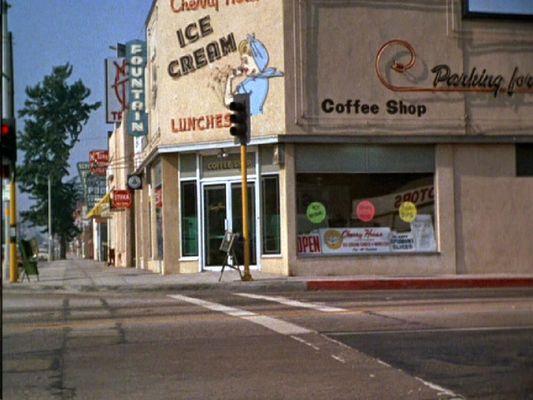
<box><xmin>9</xmin><ymin>175</ymin><xmax>17</xmax><ymax>282</ymax></box>
<box><xmin>3</xmin><ymin>1</ymin><xmax>17</xmax><ymax>282</ymax></box>
<box><xmin>240</xmin><ymin>145</ymin><xmax>252</xmax><ymax>281</ymax></box>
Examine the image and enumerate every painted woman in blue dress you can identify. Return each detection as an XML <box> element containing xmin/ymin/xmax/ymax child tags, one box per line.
<box><xmin>224</xmin><ymin>34</ymin><xmax>284</xmax><ymax>116</ymax></box>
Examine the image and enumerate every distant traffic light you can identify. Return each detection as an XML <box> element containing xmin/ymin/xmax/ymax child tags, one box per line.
<box><xmin>229</xmin><ymin>93</ymin><xmax>250</xmax><ymax>145</ymax></box>
<box><xmin>1</xmin><ymin>118</ymin><xmax>17</xmax><ymax>165</ymax></box>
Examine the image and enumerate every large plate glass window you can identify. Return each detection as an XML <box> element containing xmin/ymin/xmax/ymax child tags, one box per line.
<box><xmin>152</xmin><ymin>161</ymin><xmax>163</xmax><ymax>260</ymax></box>
<box><xmin>181</xmin><ymin>181</ymin><xmax>198</xmax><ymax>257</ymax></box>
<box><xmin>262</xmin><ymin>176</ymin><xmax>281</xmax><ymax>254</ymax></box>
<box><xmin>296</xmin><ymin>145</ymin><xmax>437</xmax><ymax>256</ymax></box>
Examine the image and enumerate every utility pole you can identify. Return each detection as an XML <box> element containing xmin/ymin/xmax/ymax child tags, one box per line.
<box><xmin>240</xmin><ymin>145</ymin><xmax>252</xmax><ymax>281</ymax></box>
<box><xmin>2</xmin><ymin>0</ymin><xmax>18</xmax><ymax>282</ymax></box>
<box><xmin>48</xmin><ymin>174</ymin><xmax>52</xmax><ymax>261</ymax></box>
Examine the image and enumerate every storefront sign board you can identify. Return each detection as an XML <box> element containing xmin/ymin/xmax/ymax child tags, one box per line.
<box><xmin>89</xmin><ymin>150</ymin><xmax>109</xmax><ymax>176</ymax></box>
<box><xmin>399</xmin><ymin>201</ymin><xmax>417</xmax><ymax>223</ymax></box>
<box><xmin>105</xmin><ymin>57</ymin><xmax>128</xmax><ymax>123</ymax></box>
<box><xmin>391</xmin><ymin>231</ymin><xmax>415</xmax><ymax>252</ymax></box>
<box><xmin>297</xmin><ymin>234</ymin><xmax>322</xmax><ymax>254</ymax></box>
<box><xmin>355</xmin><ymin>200</ymin><xmax>375</xmax><ymax>222</ymax></box>
<box><xmin>155</xmin><ymin>187</ymin><xmax>163</xmax><ymax>208</ymax></box>
<box><xmin>126</xmin><ymin>40</ymin><xmax>148</xmax><ymax>137</ymax></box>
<box><xmin>112</xmin><ymin>190</ymin><xmax>133</xmax><ymax>209</ymax></box>
<box><xmin>85</xmin><ymin>175</ymin><xmax>107</xmax><ymax>210</ymax></box>
<box><xmin>306</xmin><ymin>202</ymin><xmax>326</xmax><ymax>224</ymax></box>
<box><xmin>162</xmin><ymin>1</ymin><xmax>286</xmax><ymax>142</ymax></box>
<box><xmin>410</xmin><ymin>215</ymin><xmax>437</xmax><ymax>252</ymax></box>
<box><xmin>77</xmin><ymin>162</ymin><xmax>91</xmax><ymax>199</ymax></box>
<box><xmin>320</xmin><ymin>228</ymin><xmax>391</xmax><ymax>254</ymax></box>
<box><xmin>352</xmin><ymin>185</ymin><xmax>433</xmax><ymax>219</ymax></box>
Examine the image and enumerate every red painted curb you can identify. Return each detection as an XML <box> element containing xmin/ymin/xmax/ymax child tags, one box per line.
<box><xmin>306</xmin><ymin>278</ymin><xmax>533</xmax><ymax>291</ymax></box>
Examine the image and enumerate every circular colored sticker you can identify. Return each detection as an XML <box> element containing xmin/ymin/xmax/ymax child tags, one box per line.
<box><xmin>306</xmin><ymin>202</ymin><xmax>326</xmax><ymax>224</ymax></box>
<box><xmin>356</xmin><ymin>200</ymin><xmax>376</xmax><ymax>222</ymax></box>
<box><xmin>399</xmin><ymin>201</ymin><xmax>417</xmax><ymax>223</ymax></box>
<box><xmin>323</xmin><ymin>229</ymin><xmax>343</xmax><ymax>250</ymax></box>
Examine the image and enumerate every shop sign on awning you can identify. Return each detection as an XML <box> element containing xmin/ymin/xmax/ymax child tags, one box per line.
<box><xmin>112</xmin><ymin>189</ymin><xmax>133</xmax><ymax>210</ymax></box>
<box><xmin>86</xmin><ymin>192</ymin><xmax>111</xmax><ymax>219</ymax></box>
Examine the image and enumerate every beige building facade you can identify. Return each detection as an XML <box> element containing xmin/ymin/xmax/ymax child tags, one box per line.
<box><xmin>107</xmin><ymin>122</ymin><xmax>135</xmax><ymax>268</ymax></box>
<box><xmin>129</xmin><ymin>0</ymin><xmax>533</xmax><ymax>276</ymax></box>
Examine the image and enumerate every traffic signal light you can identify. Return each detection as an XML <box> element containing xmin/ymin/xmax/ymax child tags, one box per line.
<box><xmin>229</xmin><ymin>93</ymin><xmax>250</xmax><ymax>145</ymax></box>
<box><xmin>1</xmin><ymin>118</ymin><xmax>17</xmax><ymax>165</ymax></box>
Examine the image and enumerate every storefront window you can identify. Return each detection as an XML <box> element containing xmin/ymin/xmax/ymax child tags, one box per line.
<box><xmin>262</xmin><ymin>176</ymin><xmax>280</xmax><ymax>254</ymax></box>
<box><xmin>152</xmin><ymin>161</ymin><xmax>163</xmax><ymax>260</ymax></box>
<box><xmin>155</xmin><ymin>186</ymin><xmax>163</xmax><ymax>259</ymax></box>
<box><xmin>516</xmin><ymin>144</ymin><xmax>533</xmax><ymax>176</ymax></box>
<box><xmin>296</xmin><ymin>173</ymin><xmax>436</xmax><ymax>255</ymax></box>
<box><xmin>181</xmin><ymin>181</ymin><xmax>198</xmax><ymax>257</ymax></box>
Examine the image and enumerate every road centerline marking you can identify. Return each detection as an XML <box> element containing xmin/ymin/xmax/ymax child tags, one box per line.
<box><xmin>168</xmin><ymin>294</ymin><xmax>312</xmax><ymax>335</ymax></box>
<box><xmin>234</xmin><ymin>293</ymin><xmax>347</xmax><ymax>312</ymax></box>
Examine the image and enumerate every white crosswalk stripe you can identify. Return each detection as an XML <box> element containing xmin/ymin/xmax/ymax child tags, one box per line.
<box><xmin>168</xmin><ymin>294</ymin><xmax>312</xmax><ymax>335</ymax></box>
<box><xmin>234</xmin><ymin>293</ymin><xmax>347</xmax><ymax>312</ymax></box>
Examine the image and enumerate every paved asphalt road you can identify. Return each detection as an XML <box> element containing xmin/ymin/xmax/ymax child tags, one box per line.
<box><xmin>3</xmin><ymin>288</ymin><xmax>533</xmax><ymax>399</ymax></box>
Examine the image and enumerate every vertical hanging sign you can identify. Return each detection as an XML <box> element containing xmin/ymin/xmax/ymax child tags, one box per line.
<box><xmin>126</xmin><ymin>40</ymin><xmax>148</xmax><ymax>136</ymax></box>
<box><xmin>105</xmin><ymin>58</ymin><xmax>128</xmax><ymax>123</ymax></box>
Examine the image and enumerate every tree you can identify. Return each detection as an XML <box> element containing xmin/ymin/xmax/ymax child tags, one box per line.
<box><xmin>17</xmin><ymin>64</ymin><xmax>100</xmax><ymax>259</ymax></box>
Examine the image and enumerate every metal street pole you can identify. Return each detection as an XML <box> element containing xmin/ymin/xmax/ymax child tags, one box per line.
<box><xmin>48</xmin><ymin>174</ymin><xmax>52</xmax><ymax>262</ymax></box>
<box><xmin>9</xmin><ymin>176</ymin><xmax>17</xmax><ymax>281</ymax></box>
<box><xmin>3</xmin><ymin>1</ymin><xmax>18</xmax><ymax>282</ymax></box>
<box><xmin>240</xmin><ymin>145</ymin><xmax>252</xmax><ymax>281</ymax></box>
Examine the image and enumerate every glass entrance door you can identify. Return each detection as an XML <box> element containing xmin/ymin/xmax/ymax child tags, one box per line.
<box><xmin>204</xmin><ymin>185</ymin><xmax>227</xmax><ymax>266</ymax></box>
<box><xmin>203</xmin><ymin>181</ymin><xmax>256</xmax><ymax>268</ymax></box>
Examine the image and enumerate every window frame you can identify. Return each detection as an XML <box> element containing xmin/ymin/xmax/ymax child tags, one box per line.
<box><xmin>295</xmin><ymin>172</ymin><xmax>438</xmax><ymax>257</ymax></box>
<box><xmin>462</xmin><ymin>0</ymin><xmax>533</xmax><ymax>21</ymax></box>
<box><xmin>261</xmin><ymin>174</ymin><xmax>281</xmax><ymax>255</ymax></box>
<box><xmin>180</xmin><ymin>180</ymin><xmax>199</xmax><ymax>258</ymax></box>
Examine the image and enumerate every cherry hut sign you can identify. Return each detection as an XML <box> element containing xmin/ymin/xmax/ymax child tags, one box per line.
<box><xmin>112</xmin><ymin>190</ymin><xmax>133</xmax><ymax>210</ymax></box>
<box><xmin>89</xmin><ymin>150</ymin><xmax>109</xmax><ymax>176</ymax></box>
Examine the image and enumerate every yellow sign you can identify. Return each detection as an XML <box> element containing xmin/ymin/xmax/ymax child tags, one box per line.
<box><xmin>399</xmin><ymin>201</ymin><xmax>417</xmax><ymax>223</ymax></box>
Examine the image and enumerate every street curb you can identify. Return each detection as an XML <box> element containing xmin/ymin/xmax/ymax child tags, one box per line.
<box><xmin>2</xmin><ymin>281</ymin><xmax>308</xmax><ymax>293</ymax></box>
<box><xmin>306</xmin><ymin>278</ymin><xmax>533</xmax><ymax>291</ymax></box>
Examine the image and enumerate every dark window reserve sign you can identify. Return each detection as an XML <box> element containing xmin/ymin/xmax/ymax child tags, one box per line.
<box><xmin>321</xmin><ymin>98</ymin><xmax>427</xmax><ymax>118</ymax></box>
<box><xmin>85</xmin><ymin>175</ymin><xmax>107</xmax><ymax>209</ymax></box>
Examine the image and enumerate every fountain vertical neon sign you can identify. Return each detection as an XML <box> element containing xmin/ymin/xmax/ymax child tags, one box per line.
<box><xmin>126</xmin><ymin>40</ymin><xmax>148</xmax><ymax>137</ymax></box>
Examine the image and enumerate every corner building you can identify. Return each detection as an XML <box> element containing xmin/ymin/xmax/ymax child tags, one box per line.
<box><xmin>133</xmin><ymin>0</ymin><xmax>533</xmax><ymax>276</ymax></box>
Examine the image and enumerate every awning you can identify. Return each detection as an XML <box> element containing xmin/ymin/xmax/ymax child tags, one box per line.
<box><xmin>86</xmin><ymin>192</ymin><xmax>111</xmax><ymax>219</ymax></box>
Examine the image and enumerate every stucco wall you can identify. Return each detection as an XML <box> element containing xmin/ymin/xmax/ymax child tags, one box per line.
<box><xmin>284</xmin><ymin>0</ymin><xmax>533</xmax><ymax>138</ymax></box>
<box><xmin>148</xmin><ymin>0</ymin><xmax>285</xmax><ymax>148</ymax></box>
<box><xmin>161</xmin><ymin>154</ymin><xmax>181</xmax><ymax>274</ymax></box>
<box><xmin>458</xmin><ymin>177</ymin><xmax>533</xmax><ymax>273</ymax></box>
<box><xmin>453</xmin><ymin>145</ymin><xmax>533</xmax><ymax>274</ymax></box>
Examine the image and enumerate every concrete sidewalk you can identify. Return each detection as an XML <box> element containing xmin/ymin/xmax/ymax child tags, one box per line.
<box><xmin>3</xmin><ymin>258</ymin><xmax>533</xmax><ymax>293</ymax></box>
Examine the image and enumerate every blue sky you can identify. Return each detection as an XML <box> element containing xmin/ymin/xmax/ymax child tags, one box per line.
<box><xmin>9</xmin><ymin>0</ymin><xmax>152</xmax><ymax>210</ymax></box>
